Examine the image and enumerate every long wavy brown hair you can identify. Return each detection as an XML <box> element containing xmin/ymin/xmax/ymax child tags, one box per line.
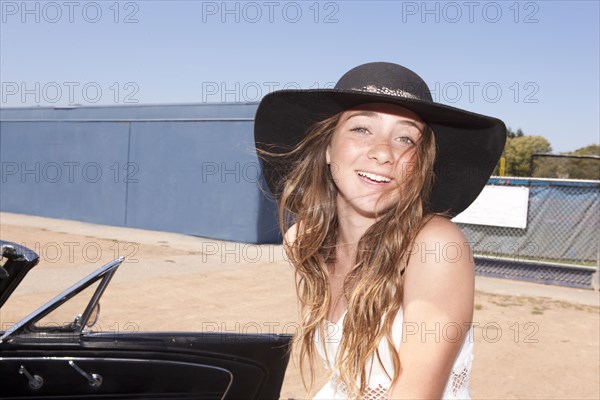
<box><xmin>260</xmin><ymin>107</ymin><xmax>437</xmax><ymax>398</ymax></box>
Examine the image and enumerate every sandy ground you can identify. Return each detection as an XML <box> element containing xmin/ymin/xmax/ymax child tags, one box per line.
<box><xmin>0</xmin><ymin>212</ymin><xmax>598</xmax><ymax>399</ymax></box>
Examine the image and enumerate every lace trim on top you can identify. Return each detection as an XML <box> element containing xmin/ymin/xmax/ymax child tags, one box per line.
<box><xmin>331</xmin><ymin>363</ymin><xmax>471</xmax><ymax>400</ymax></box>
<box><xmin>449</xmin><ymin>365</ymin><xmax>470</xmax><ymax>397</ymax></box>
<box><xmin>333</xmin><ymin>376</ymin><xmax>390</xmax><ymax>400</ymax></box>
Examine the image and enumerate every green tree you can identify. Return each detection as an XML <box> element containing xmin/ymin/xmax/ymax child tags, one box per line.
<box><xmin>504</xmin><ymin>135</ymin><xmax>552</xmax><ymax>177</ymax></box>
<box><xmin>572</xmin><ymin>144</ymin><xmax>600</xmax><ymax>156</ymax></box>
<box><xmin>533</xmin><ymin>155</ymin><xmax>565</xmax><ymax>178</ymax></box>
<box><xmin>567</xmin><ymin>144</ymin><xmax>600</xmax><ymax>180</ymax></box>
<box><xmin>507</xmin><ymin>127</ymin><xmax>525</xmax><ymax>139</ymax></box>
<box><xmin>532</xmin><ymin>144</ymin><xmax>599</xmax><ymax>179</ymax></box>
<box><xmin>532</xmin><ymin>155</ymin><xmax>563</xmax><ymax>178</ymax></box>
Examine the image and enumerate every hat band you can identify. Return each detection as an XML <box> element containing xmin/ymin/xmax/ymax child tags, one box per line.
<box><xmin>353</xmin><ymin>85</ymin><xmax>421</xmax><ymax>100</ymax></box>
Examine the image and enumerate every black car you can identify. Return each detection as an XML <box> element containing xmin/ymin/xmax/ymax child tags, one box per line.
<box><xmin>0</xmin><ymin>240</ymin><xmax>292</xmax><ymax>399</ymax></box>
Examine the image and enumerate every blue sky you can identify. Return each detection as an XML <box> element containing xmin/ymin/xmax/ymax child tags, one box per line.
<box><xmin>1</xmin><ymin>0</ymin><xmax>598</xmax><ymax>152</ymax></box>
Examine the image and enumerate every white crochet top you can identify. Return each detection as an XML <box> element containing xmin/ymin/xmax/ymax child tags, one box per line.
<box><xmin>313</xmin><ymin>309</ymin><xmax>473</xmax><ymax>399</ymax></box>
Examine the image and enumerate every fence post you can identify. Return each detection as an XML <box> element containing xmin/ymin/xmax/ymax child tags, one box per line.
<box><xmin>594</xmin><ymin>238</ymin><xmax>600</xmax><ymax>291</ymax></box>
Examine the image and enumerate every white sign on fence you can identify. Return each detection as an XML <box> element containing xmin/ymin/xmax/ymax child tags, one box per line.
<box><xmin>452</xmin><ymin>185</ymin><xmax>530</xmax><ymax>229</ymax></box>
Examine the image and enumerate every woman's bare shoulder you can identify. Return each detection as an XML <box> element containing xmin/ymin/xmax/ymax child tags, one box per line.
<box><xmin>416</xmin><ymin>214</ymin><xmax>468</xmax><ymax>243</ymax></box>
<box><xmin>283</xmin><ymin>223</ymin><xmax>301</xmax><ymax>264</ymax></box>
<box><xmin>284</xmin><ymin>222</ymin><xmax>298</xmax><ymax>246</ymax></box>
<box><xmin>403</xmin><ymin>214</ymin><xmax>475</xmax><ymax>310</ymax></box>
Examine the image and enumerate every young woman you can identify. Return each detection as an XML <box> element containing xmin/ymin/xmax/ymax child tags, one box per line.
<box><xmin>254</xmin><ymin>62</ymin><xmax>506</xmax><ymax>399</ymax></box>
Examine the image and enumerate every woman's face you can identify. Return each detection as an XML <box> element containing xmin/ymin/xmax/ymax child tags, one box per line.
<box><xmin>326</xmin><ymin>103</ymin><xmax>426</xmax><ymax>218</ymax></box>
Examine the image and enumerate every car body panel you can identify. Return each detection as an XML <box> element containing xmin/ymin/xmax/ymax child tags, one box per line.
<box><xmin>0</xmin><ymin>241</ymin><xmax>292</xmax><ymax>399</ymax></box>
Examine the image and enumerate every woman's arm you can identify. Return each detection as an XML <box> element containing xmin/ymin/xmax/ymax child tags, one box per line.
<box><xmin>388</xmin><ymin>215</ymin><xmax>475</xmax><ymax>399</ymax></box>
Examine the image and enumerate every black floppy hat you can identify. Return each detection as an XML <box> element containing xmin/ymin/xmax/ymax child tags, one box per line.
<box><xmin>254</xmin><ymin>62</ymin><xmax>507</xmax><ymax>217</ymax></box>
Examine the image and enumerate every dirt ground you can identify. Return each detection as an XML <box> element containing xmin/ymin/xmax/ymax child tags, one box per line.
<box><xmin>1</xmin><ymin>212</ymin><xmax>598</xmax><ymax>399</ymax></box>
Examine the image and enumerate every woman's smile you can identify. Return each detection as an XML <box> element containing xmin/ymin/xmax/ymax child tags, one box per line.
<box><xmin>356</xmin><ymin>170</ymin><xmax>393</xmax><ymax>184</ymax></box>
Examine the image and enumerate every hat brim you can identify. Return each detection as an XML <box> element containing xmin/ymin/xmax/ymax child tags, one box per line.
<box><xmin>254</xmin><ymin>89</ymin><xmax>506</xmax><ymax>217</ymax></box>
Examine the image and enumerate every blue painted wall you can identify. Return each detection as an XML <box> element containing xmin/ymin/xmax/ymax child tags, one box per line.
<box><xmin>0</xmin><ymin>104</ymin><xmax>281</xmax><ymax>243</ymax></box>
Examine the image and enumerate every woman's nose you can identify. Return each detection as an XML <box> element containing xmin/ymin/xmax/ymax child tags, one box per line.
<box><xmin>367</xmin><ymin>141</ymin><xmax>394</xmax><ymax>164</ymax></box>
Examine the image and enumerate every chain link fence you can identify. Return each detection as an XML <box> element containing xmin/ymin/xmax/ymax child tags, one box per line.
<box><xmin>456</xmin><ymin>177</ymin><xmax>600</xmax><ymax>289</ymax></box>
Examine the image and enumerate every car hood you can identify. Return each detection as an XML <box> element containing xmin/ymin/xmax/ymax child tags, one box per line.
<box><xmin>0</xmin><ymin>240</ymin><xmax>40</xmax><ymax>309</ymax></box>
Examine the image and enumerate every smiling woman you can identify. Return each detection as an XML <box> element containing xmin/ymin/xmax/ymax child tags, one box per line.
<box><xmin>254</xmin><ymin>62</ymin><xmax>506</xmax><ymax>399</ymax></box>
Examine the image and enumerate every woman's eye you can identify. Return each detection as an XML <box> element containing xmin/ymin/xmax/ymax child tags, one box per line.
<box><xmin>351</xmin><ymin>127</ymin><xmax>370</xmax><ymax>135</ymax></box>
<box><xmin>396</xmin><ymin>136</ymin><xmax>415</xmax><ymax>146</ymax></box>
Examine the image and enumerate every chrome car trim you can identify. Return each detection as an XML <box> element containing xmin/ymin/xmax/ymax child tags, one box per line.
<box><xmin>2</xmin><ymin>356</ymin><xmax>233</xmax><ymax>399</ymax></box>
<box><xmin>0</xmin><ymin>257</ymin><xmax>124</xmax><ymax>343</ymax></box>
